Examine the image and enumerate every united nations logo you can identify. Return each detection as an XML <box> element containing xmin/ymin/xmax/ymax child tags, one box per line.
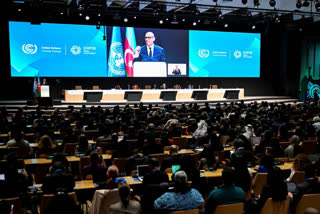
<box><xmin>71</xmin><ymin>45</ymin><xmax>81</xmax><ymax>55</ymax></box>
<box><xmin>233</xmin><ymin>50</ymin><xmax>242</xmax><ymax>59</ymax></box>
<box><xmin>22</xmin><ymin>44</ymin><xmax>37</xmax><ymax>54</ymax></box>
<box><xmin>109</xmin><ymin>42</ymin><xmax>125</xmax><ymax>76</ymax></box>
<box><xmin>198</xmin><ymin>49</ymin><xmax>210</xmax><ymax>58</ymax></box>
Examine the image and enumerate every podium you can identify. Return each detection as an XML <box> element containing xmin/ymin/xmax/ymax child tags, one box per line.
<box><xmin>124</xmin><ymin>91</ymin><xmax>143</xmax><ymax>101</ymax></box>
<box><xmin>41</xmin><ymin>85</ymin><xmax>50</xmax><ymax>97</ymax></box>
<box><xmin>191</xmin><ymin>90</ymin><xmax>208</xmax><ymax>100</ymax></box>
<box><xmin>160</xmin><ymin>91</ymin><xmax>177</xmax><ymax>101</ymax></box>
<box><xmin>133</xmin><ymin>62</ymin><xmax>167</xmax><ymax>77</ymax></box>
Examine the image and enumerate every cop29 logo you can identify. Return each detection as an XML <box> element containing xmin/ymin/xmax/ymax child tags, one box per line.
<box><xmin>22</xmin><ymin>44</ymin><xmax>37</xmax><ymax>54</ymax></box>
<box><xmin>70</xmin><ymin>45</ymin><xmax>81</xmax><ymax>55</ymax></box>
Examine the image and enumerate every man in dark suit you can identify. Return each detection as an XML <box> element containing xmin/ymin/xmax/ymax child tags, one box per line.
<box><xmin>134</xmin><ymin>32</ymin><xmax>166</xmax><ymax>62</ymax></box>
<box><xmin>172</xmin><ymin>65</ymin><xmax>181</xmax><ymax>75</ymax></box>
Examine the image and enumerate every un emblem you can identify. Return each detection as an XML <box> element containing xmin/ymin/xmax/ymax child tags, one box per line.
<box><xmin>22</xmin><ymin>44</ymin><xmax>37</xmax><ymax>54</ymax></box>
<box><xmin>71</xmin><ymin>45</ymin><xmax>81</xmax><ymax>55</ymax></box>
<box><xmin>109</xmin><ymin>42</ymin><xmax>125</xmax><ymax>76</ymax></box>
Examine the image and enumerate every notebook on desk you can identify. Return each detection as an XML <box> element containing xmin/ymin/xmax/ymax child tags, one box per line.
<box><xmin>137</xmin><ymin>165</ymin><xmax>149</xmax><ymax>181</ymax></box>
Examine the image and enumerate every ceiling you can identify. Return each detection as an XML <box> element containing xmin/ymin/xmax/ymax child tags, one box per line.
<box><xmin>7</xmin><ymin>0</ymin><xmax>320</xmax><ymax>32</ymax></box>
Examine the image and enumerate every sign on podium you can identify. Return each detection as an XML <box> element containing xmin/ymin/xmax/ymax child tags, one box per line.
<box><xmin>41</xmin><ymin>85</ymin><xmax>50</xmax><ymax>97</ymax></box>
<box><xmin>133</xmin><ymin>62</ymin><xmax>167</xmax><ymax>77</ymax></box>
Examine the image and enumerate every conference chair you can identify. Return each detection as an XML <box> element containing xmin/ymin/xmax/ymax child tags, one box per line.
<box><xmin>85</xmin><ymin>130</ymin><xmax>98</xmax><ymax>141</ymax></box>
<box><xmin>295</xmin><ymin>193</ymin><xmax>320</xmax><ymax>214</ymax></box>
<box><xmin>259</xmin><ymin>196</ymin><xmax>290</xmax><ymax>214</ymax></box>
<box><xmin>172</xmin><ymin>137</ymin><xmax>187</xmax><ymax>149</ymax></box>
<box><xmin>39</xmin><ymin>192</ymin><xmax>79</xmax><ymax>214</ymax></box>
<box><xmin>6</xmin><ymin>147</ymin><xmax>31</xmax><ymax>159</ymax></box>
<box><xmin>89</xmin><ymin>189</ymin><xmax>120</xmax><ymax>214</ymax></box>
<box><xmin>79</xmin><ymin>156</ymin><xmax>91</xmax><ymax>178</ymax></box>
<box><xmin>169</xmin><ymin>208</ymin><xmax>199</xmax><ymax>214</ymax></box>
<box><xmin>0</xmin><ymin>197</ymin><xmax>25</xmax><ymax>214</ymax></box>
<box><xmin>252</xmin><ymin>173</ymin><xmax>268</xmax><ymax>198</ymax></box>
<box><xmin>214</xmin><ymin>203</ymin><xmax>244</xmax><ymax>214</ymax></box>
<box><xmin>112</xmin><ymin>158</ymin><xmax>128</xmax><ymax>176</ymax></box>
<box><xmin>63</xmin><ymin>143</ymin><xmax>79</xmax><ymax>156</ymax></box>
<box><xmin>274</xmin><ymin>157</ymin><xmax>289</xmax><ymax>163</ymax></box>
<box><xmin>145</xmin><ymin>85</ymin><xmax>152</xmax><ymax>89</ymax></box>
<box><xmin>211</xmin><ymin>85</ymin><xmax>218</xmax><ymax>89</ymax></box>
<box><xmin>92</xmin><ymin>85</ymin><xmax>100</xmax><ymax>90</ymax></box>
<box><xmin>302</xmin><ymin>140</ymin><xmax>317</xmax><ymax>154</ymax></box>
<box><xmin>291</xmin><ymin>171</ymin><xmax>305</xmax><ymax>184</ymax></box>
<box><xmin>74</xmin><ymin>85</ymin><xmax>82</xmax><ymax>90</ymax></box>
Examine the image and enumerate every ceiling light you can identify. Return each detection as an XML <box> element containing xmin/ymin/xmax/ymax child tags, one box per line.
<box><xmin>224</xmin><ymin>23</ymin><xmax>228</xmax><ymax>28</ymax></box>
<box><xmin>123</xmin><ymin>17</ymin><xmax>128</xmax><ymax>22</ymax></box>
<box><xmin>269</xmin><ymin>0</ymin><xmax>276</xmax><ymax>7</ymax></box>
<box><xmin>193</xmin><ymin>22</ymin><xmax>197</xmax><ymax>26</ymax></box>
<box><xmin>85</xmin><ymin>15</ymin><xmax>90</xmax><ymax>20</ymax></box>
<box><xmin>159</xmin><ymin>19</ymin><xmax>163</xmax><ymax>24</ymax></box>
<box><xmin>302</xmin><ymin>0</ymin><xmax>310</xmax><ymax>7</ymax></box>
<box><xmin>296</xmin><ymin>0</ymin><xmax>302</xmax><ymax>8</ymax></box>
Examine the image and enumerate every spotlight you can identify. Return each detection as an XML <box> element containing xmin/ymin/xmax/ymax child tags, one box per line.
<box><xmin>224</xmin><ymin>23</ymin><xmax>228</xmax><ymax>28</ymax></box>
<box><xmin>85</xmin><ymin>15</ymin><xmax>90</xmax><ymax>20</ymax></box>
<box><xmin>269</xmin><ymin>0</ymin><xmax>276</xmax><ymax>7</ymax></box>
<box><xmin>296</xmin><ymin>0</ymin><xmax>302</xmax><ymax>8</ymax></box>
<box><xmin>159</xmin><ymin>19</ymin><xmax>163</xmax><ymax>24</ymax></box>
<box><xmin>123</xmin><ymin>17</ymin><xmax>128</xmax><ymax>22</ymax></box>
<box><xmin>193</xmin><ymin>21</ymin><xmax>197</xmax><ymax>26</ymax></box>
<box><xmin>241</xmin><ymin>0</ymin><xmax>247</xmax><ymax>5</ymax></box>
<box><xmin>302</xmin><ymin>0</ymin><xmax>310</xmax><ymax>7</ymax></box>
<box><xmin>252</xmin><ymin>25</ymin><xmax>256</xmax><ymax>29</ymax></box>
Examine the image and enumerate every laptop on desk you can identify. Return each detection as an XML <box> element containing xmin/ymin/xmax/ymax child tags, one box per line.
<box><xmin>136</xmin><ymin>165</ymin><xmax>149</xmax><ymax>181</ymax></box>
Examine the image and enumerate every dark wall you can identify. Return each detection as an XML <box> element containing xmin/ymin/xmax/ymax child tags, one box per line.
<box><xmin>1</xmin><ymin>20</ymin><xmax>308</xmax><ymax>100</ymax></box>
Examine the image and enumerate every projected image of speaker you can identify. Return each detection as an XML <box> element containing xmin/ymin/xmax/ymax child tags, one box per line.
<box><xmin>124</xmin><ymin>91</ymin><xmax>143</xmax><ymax>101</ymax></box>
<box><xmin>160</xmin><ymin>91</ymin><xmax>177</xmax><ymax>101</ymax></box>
<box><xmin>84</xmin><ymin>92</ymin><xmax>103</xmax><ymax>102</ymax></box>
<box><xmin>37</xmin><ymin>97</ymin><xmax>53</xmax><ymax>106</ymax></box>
<box><xmin>191</xmin><ymin>90</ymin><xmax>208</xmax><ymax>100</ymax></box>
<box><xmin>223</xmin><ymin>90</ymin><xmax>240</xmax><ymax>99</ymax></box>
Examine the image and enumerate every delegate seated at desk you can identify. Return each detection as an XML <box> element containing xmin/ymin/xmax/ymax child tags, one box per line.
<box><xmin>134</xmin><ymin>32</ymin><xmax>166</xmax><ymax>62</ymax></box>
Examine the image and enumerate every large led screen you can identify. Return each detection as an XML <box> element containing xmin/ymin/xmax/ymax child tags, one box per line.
<box><xmin>9</xmin><ymin>21</ymin><xmax>260</xmax><ymax>78</ymax></box>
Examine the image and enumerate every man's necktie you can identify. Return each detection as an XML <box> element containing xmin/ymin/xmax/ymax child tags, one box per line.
<box><xmin>149</xmin><ymin>47</ymin><xmax>152</xmax><ymax>57</ymax></box>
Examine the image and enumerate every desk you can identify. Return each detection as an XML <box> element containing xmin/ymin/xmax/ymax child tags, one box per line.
<box><xmin>24</xmin><ymin>154</ymin><xmax>112</xmax><ymax>165</ymax></box>
<box><xmin>65</xmin><ymin>89</ymin><xmax>245</xmax><ymax>102</ymax></box>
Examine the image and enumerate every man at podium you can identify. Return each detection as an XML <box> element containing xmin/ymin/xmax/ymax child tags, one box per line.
<box><xmin>42</xmin><ymin>78</ymin><xmax>48</xmax><ymax>85</ymax></box>
<box><xmin>134</xmin><ymin>32</ymin><xmax>166</xmax><ymax>62</ymax></box>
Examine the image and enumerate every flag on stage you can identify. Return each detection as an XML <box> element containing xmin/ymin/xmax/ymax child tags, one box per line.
<box><xmin>37</xmin><ymin>72</ymin><xmax>41</xmax><ymax>97</ymax></box>
<box><xmin>107</xmin><ymin>26</ymin><xmax>125</xmax><ymax>77</ymax></box>
<box><xmin>124</xmin><ymin>27</ymin><xmax>136</xmax><ymax>77</ymax></box>
<box><xmin>33</xmin><ymin>74</ymin><xmax>38</xmax><ymax>97</ymax></box>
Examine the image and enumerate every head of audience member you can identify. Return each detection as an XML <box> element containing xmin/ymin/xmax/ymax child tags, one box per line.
<box><xmin>222</xmin><ymin>166</ymin><xmax>234</xmax><ymax>186</ymax></box>
<box><xmin>38</xmin><ymin>135</ymin><xmax>54</xmax><ymax>150</ymax></box>
<box><xmin>51</xmin><ymin>153</ymin><xmax>70</xmax><ymax>172</ymax></box>
<box><xmin>49</xmin><ymin>161</ymin><xmax>66</xmax><ymax>174</ymax></box>
<box><xmin>290</xmin><ymin>135</ymin><xmax>301</xmax><ymax>145</ymax></box>
<box><xmin>260</xmin><ymin>154</ymin><xmax>275</xmax><ymax>170</ymax></box>
<box><xmin>233</xmin><ymin>138</ymin><xmax>245</xmax><ymax>150</ymax></box>
<box><xmin>78</xmin><ymin>134</ymin><xmax>89</xmax><ymax>148</ymax></box>
<box><xmin>89</xmin><ymin>152</ymin><xmax>100</xmax><ymax>166</ymax></box>
<box><xmin>118</xmin><ymin>183</ymin><xmax>131</xmax><ymax>209</ymax></box>
<box><xmin>174</xmin><ymin>170</ymin><xmax>190</xmax><ymax>193</ymax></box>
<box><xmin>169</xmin><ymin>145</ymin><xmax>179</xmax><ymax>155</ymax></box>
<box><xmin>107</xmin><ymin>165</ymin><xmax>119</xmax><ymax>180</ymax></box>
<box><xmin>148</xmin><ymin>158</ymin><xmax>160</xmax><ymax>171</ymax></box>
